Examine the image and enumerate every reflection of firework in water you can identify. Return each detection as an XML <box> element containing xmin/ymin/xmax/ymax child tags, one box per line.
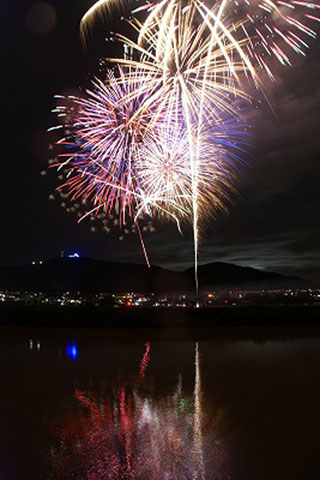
<box><xmin>50</xmin><ymin>343</ymin><xmax>229</xmax><ymax>480</ymax></box>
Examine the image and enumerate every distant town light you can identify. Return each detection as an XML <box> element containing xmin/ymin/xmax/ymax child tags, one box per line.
<box><xmin>67</xmin><ymin>344</ymin><xmax>78</xmax><ymax>360</ymax></box>
<box><xmin>68</xmin><ymin>253</ymin><xmax>80</xmax><ymax>258</ymax></box>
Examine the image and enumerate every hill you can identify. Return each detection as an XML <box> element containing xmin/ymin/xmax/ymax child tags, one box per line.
<box><xmin>0</xmin><ymin>256</ymin><xmax>316</xmax><ymax>293</ymax></box>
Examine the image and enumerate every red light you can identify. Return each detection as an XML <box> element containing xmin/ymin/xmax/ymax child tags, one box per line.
<box><xmin>126</xmin><ymin>301</ymin><xmax>133</xmax><ymax>307</ymax></box>
<box><xmin>224</xmin><ymin>299</ymin><xmax>228</xmax><ymax>304</ymax></box>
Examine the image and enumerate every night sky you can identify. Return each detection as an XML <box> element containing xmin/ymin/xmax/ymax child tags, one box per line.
<box><xmin>1</xmin><ymin>0</ymin><xmax>320</xmax><ymax>281</ymax></box>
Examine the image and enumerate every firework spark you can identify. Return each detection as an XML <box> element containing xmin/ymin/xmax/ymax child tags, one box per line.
<box><xmin>52</xmin><ymin>65</ymin><xmax>247</xmax><ymax>224</ymax></box>
<box><xmin>136</xmin><ymin>118</ymin><xmax>247</xmax><ymax>226</ymax></box>
<box><xmin>52</xmin><ymin>69</ymin><xmax>155</xmax><ymax>226</ymax></box>
<box><xmin>229</xmin><ymin>0</ymin><xmax>320</xmax><ymax>77</ymax></box>
<box><xmin>81</xmin><ymin>0</ymin><xmax>320</xmax><ymax>76</ymax></box>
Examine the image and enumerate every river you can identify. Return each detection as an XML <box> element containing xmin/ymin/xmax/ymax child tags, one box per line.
<box><xmin>1</xmin><ymin>326</ymin><xmax>320</xmax><ymax>479</ymax></box>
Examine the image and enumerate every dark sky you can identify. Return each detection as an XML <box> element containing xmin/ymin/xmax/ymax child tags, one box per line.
<box><xmin>1</xmin><ymin>0</ymin><xmax>320</xmax><ymax>281</ymax></box>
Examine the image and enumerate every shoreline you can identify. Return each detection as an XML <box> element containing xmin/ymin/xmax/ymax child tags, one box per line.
<box><xmin>0</xmin><ymin>303</ymin><xmax>319</xmax><ymax>328</ymax></box>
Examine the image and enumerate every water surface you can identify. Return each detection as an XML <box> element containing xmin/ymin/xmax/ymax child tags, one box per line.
<box><xmin>1</xmin><ymin>326</ymin><xmax>320</xmax><ymax>479</ymax></box>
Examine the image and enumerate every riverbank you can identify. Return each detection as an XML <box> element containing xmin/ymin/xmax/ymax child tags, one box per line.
<box><xmin>0</xmin><ymin>303</ymin><xmax>319</xmax><ymax>328</ymax></box>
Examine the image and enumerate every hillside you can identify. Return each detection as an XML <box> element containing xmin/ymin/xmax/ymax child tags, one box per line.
<box><xmin>0</xmin><ymin>256</ymin><xmax>315</xmax><ymax>293</ymax></box>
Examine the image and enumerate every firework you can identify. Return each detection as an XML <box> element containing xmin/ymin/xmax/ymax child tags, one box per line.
<box><xmin>52</xmin><ymin>1</ymin><xmax>254</xmax><ymax>291</ymax></box>
<box><xmin>46</xmin><ymin>178</ymin><xmax>156</xmax><ymax>239</ymax></box>
<box><xmin>52</xmin><ymin>65</ymin><xmax>246</xmax><ymax>224</ymax></box>
<box><xmin>51</xmin><ymin>67</ymin><xmax>169</xmax><ymax>265</ymax></box>
<box><xmin>228</xmin><ymin>0</ymin><xmax>320</xmax><ymax>77</ymax></box>
<box><xmin>111</xmin><ymin>0</ymin><xmax>255</xmax><ymax>292</ymax></box>
<box><xmin>50</xmin><ymin>0</ymin><xmax>319</xmax><ymax>293</ymax></box>
<box><xmin>135</xmin><ymin>117</ymin><xmax>247</xmax><ymax>230</ymax></box>
<box><xmin>51</xmin><ymin>65</ymin><xmax>247</xmax><ymax>279</ymax></box>
<box><xmin>52</xmin><ymin>69</ymin><xmax>156</xmax><ymax>227</ymax></box>
<box><xmin>81</xmin><ymin>0</ymin><xmax>320</xmax><ymax>77</ymax></box>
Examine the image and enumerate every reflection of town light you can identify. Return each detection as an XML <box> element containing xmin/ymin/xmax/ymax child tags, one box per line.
<box><xmin>29</xmin><ymin>339</ymin><xmax>33</xmax><ymax>351</ymax></box>
<box><xmin>67</xmin><ymin>344</ymin><xmax>78</xmax><ymax>360</ymax></box>
<box><xmin>68</xmin><ymin>253</ymin><xmax>80</xmax><ymax>258</ymax></box>
<box><xmin>37</xmin><ymin>342</ymin><xmax>41</xmax><ymax>351</ymax></box>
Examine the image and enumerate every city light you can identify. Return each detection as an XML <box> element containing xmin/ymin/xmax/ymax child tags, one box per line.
<box><xmin>67</xmin><ymin>344</ymin><xmax>78</xmax><ymax>360</ymax></box>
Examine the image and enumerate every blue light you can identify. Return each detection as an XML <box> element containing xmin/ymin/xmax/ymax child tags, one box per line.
<box><xmin>68</xmin><ymin>253</ymin><xmax>80</xmax><ymax>258</ymax></box>
<box><xmin>67</xmin><ymin>344</ymin><xmax>78</xmax><ymax>360</ymax></box>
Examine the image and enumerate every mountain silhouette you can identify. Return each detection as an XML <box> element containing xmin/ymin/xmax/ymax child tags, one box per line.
<box><xmin>0</xmin><ymin>256</ymin><xmax>316</xmax><ymax>294</ymax></box>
